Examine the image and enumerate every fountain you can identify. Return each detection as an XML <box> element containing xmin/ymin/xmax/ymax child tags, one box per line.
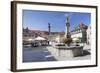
<box><xmin>54</xmin><ymin>17</ymin><xmax>83</xmax><ymax>58</ymax></box>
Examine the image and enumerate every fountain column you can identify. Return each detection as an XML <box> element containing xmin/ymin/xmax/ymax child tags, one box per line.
<box><xmin>65</xmin><ymin>17</ymin><xmax>70</xmax><ymax>38</ymax></box>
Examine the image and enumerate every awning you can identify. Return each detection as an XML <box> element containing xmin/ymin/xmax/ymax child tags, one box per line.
<box><xmin>34</xmin><ymin>36</ymin><xmax>46</xmax><ymax>41</ymax></box>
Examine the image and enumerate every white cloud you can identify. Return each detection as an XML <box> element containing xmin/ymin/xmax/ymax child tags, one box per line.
<box><xmin>64</xmin><ymin>13</ymin><xmax>69</xmax><ymax>17</ymax></box>
<box><xmin>64</xmin><ymin>13</ymin><xmax>74</xmax><ymax>17</ymax></box>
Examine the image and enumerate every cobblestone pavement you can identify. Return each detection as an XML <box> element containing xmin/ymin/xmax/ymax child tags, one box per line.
<box><xmin>23</xmin><ymin>45</ymin><xmax>91</xmax><ymax>62</ymax></box>
<box><xmin>23</xmin><ymin>46</ymin><xmax>56</xmax><ymax>62</ymax></box>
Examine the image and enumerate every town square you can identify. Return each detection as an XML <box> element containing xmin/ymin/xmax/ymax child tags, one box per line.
<box><xmin>22</xmin><ymin>10</ymin><xmax>91</xmax><ymax>62</ymax></box>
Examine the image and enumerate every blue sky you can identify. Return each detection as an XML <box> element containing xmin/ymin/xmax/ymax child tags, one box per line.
<box><xmin>23</xmin><ymin>10</ymin><xmax>91</xmax><ymax>32</ymax></box>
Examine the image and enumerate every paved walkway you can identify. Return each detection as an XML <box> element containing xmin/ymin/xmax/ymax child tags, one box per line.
<box><xmin>23</xmin><ymin>46</ymin><xmax>56</xmax><ymax>62</ymax></box>
<box><xmin>23</xmin><ymin>45</ymin><xmax>91</xmax><ymax>62</ymax></box>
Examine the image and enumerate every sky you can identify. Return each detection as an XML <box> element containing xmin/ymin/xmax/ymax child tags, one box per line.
<box><xmin>23</xmin><ymin>10</ymin><xmax>91</xmax><ymax>32</ymax></box>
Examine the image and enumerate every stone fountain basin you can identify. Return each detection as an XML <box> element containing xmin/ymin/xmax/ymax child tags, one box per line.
<box><xmin>54</xmin><ymin>45</ymin><xmax>83</xmax><ymax>57</ymax></box>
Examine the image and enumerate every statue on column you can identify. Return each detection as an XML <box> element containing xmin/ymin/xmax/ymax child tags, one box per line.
<box><xmin>62</xmin><ymin>17</ymin><xmax>72</xmax><ymax>46</ymax></box>
<box><xmin>65</xmin><ymin>17</ymin><xmax>71</xmax><ymax>38</ymax></box>
<box><xmin>48</xmin><ymin>23</ymin><xmax>51</xmax><ymax>35</ymax></box>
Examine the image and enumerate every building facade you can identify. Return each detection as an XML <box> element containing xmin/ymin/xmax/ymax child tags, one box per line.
<box><xmin>86</xmin><ymin>25</ymin><xmax>91</xmax><ymax>45</ymax></box>
<box><xmin>71</xmin><ymin>23</ymin><xmax>88</xmax><ymax>43</ymax></box>
<box><xmin>23</xmin><ymin>27</ymin><xmax>65</xmax><ymax>44</ymax></box>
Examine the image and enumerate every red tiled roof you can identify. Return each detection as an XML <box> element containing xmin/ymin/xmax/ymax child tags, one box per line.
<box><xmin>71</xmin><ymin>23</ymin><xmax>88</xmax><ymax>32</ymax></box>
<box><xmin>23</xmin><ymin>29</ymin><xmax>49</xmax><ymax>35</ymax></box>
